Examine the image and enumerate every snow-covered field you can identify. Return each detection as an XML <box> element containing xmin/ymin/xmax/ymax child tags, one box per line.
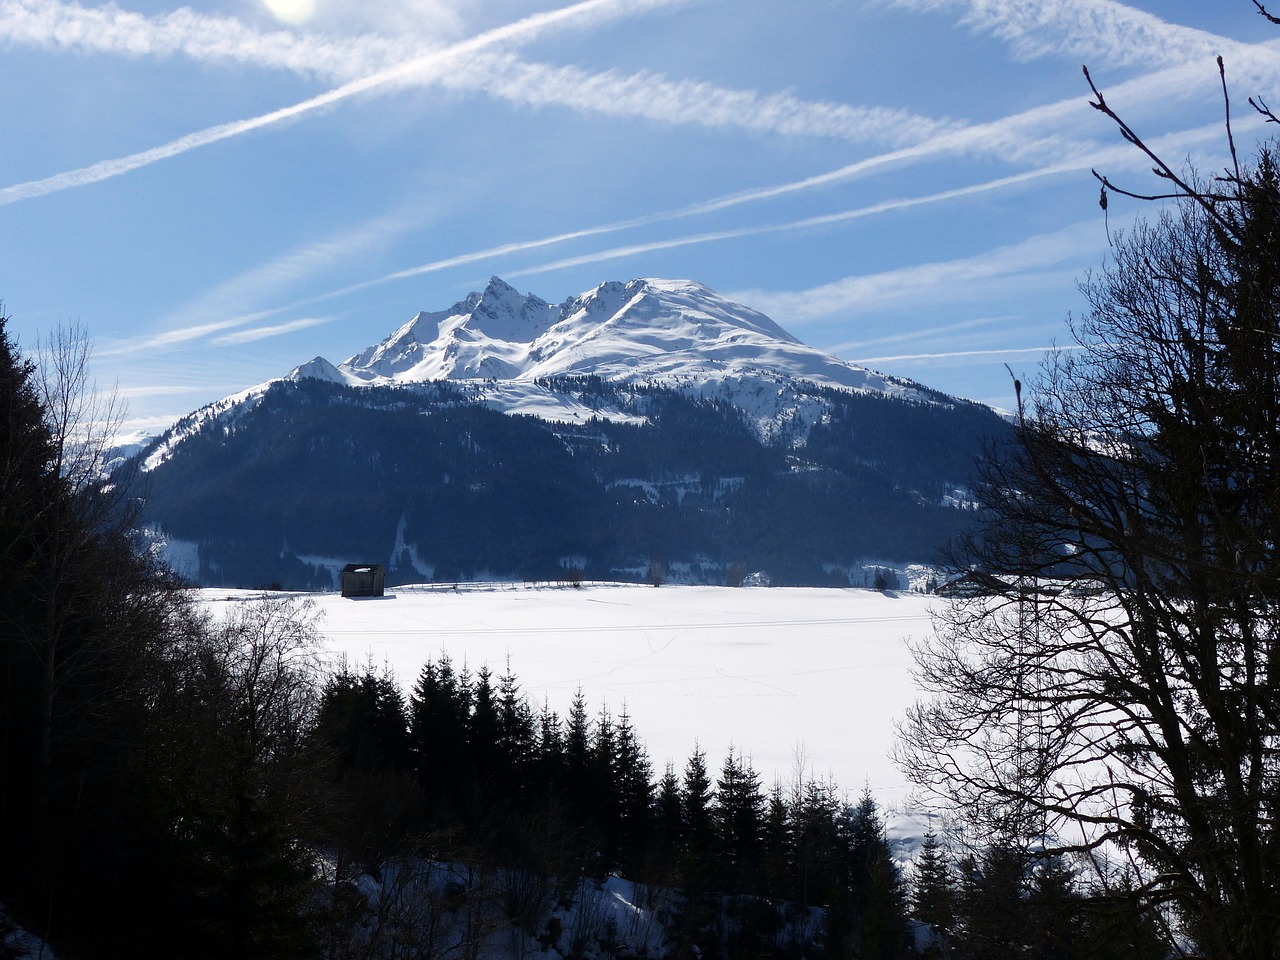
<box><xmin>200</xmin><ymin>583</ymin><xmax>935</xmax><ymax>810</ymax></box>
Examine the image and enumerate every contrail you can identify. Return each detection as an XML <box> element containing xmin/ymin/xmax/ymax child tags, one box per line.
<box><xmin>852</xmin><ymin>345</ymin><xmax>1085</xmax><ymax>365</ymax></box>
<box><xmin>215</xmin><ymin>110</ymin><xmax>1235</xmax><ymax>324</ymax></box>
<box><xmin>0</xmin><ymin>0</ymin><xmax>682</xmax><ymax>207</ymax></box>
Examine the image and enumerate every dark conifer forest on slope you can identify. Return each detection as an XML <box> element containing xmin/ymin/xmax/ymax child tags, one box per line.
<box><xmin>131</xmin><ymin>376</ymin><xmax>1011</xmax><ymax>589</ymax></box>
<box><xmin>0</xmin><ymin>315</ymin><xmax>1158</xmax><ymax>959</ymax></box>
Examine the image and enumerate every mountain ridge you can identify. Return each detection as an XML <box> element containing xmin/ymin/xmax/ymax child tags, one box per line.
<box><xmin>127</xmin><ymin>277</ymin><xmax>1009</xmax><ymax>589</ymax></box>
<box><xmin>143</xmin><ymin>276</ymin><xmax>947</xmax><ymax>474</ymax></box>
<box><xmin>299</xmin><ymin>276</ymin><xmax>925</xmax><ymax>405</ymax></box>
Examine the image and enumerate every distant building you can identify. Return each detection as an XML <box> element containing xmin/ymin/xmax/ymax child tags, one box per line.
<box><xmin>341</xmin><ymin>563</ymin><xmax>385</xmax><ymax>598</ymax></box>
<box><xmin>934</xmin><ymin>570</ymin><xmax>1010</xmax><ymax>598</ymax></box>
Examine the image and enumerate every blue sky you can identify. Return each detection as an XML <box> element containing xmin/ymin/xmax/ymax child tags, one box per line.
<box><xmin>1</xmin><ymin>0</ymin><xmax>1277</xmax><ymax>436</ymax></box>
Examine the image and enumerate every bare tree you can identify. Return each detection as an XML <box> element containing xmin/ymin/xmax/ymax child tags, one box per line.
<box><xmin>898</xmin><ymin>57</ymin><xmax>1280</xmax><ymax>960</ymax></box>
<box><xmin>143</xmin><ymin>596</ymin><xmax>330</xmax><ymax>958</ymax></box>
<box><xmin>27</xmin><ymin>324</ymin><xmax>135</xmax><ymax>809</ymax></box>
<box><xmin>0</xmin><ymin>319</ymin><xmax>160</xmax><ymax>846</ymax></box>
<box><xmin>0</xmin><ymin>312</ymin><xmax>197</xmax><ymax>948</ymax></box>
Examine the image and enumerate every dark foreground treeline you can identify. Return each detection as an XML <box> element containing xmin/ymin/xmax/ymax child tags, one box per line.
<box><xmin>1</xmin><ymin>316</ymin><xmax>1156</xmax><ymax>959</ymax></box>
<box><xmin>314</xmin><ymin>657</ymin><xmax>1167</xmax><ymax>960</ymax></box>
<box><xmin>316</xmin><ymin>655</ymin><xmax>909</xmax><ymax>957</ymax></box>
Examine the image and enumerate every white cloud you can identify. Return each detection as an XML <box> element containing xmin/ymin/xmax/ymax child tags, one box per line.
<box><xmin>212</xmin><ymin>316</ymin><xmax>333</xmax><ymax>345</ymax></box>
<box><xmin>893</xmin><ymin>0</ymin><xmax>1242</xmax><ymax>69</ymax></box>
<box><xmin>851</xmin><ymin>344</ymin><xmax>1082</xmax><ymax>366</ymax></box>
<box><xmin>16</xmin><ymin>0</ymin><xmax>1255</xmax><ymax>216</ymax></box>
<box><xmin>300</xmin><ymin>0</ymin><xmax>465</xmax><ymax>39</ymax></box>
<box><xmin>829</xmin><ymin>314</ymin><xmax>1019</xmax><ymax>355</ymax></box>
<box><xmin>0</xmin><ymin>0</ymin><xmax>417</xmax><ymax>79</ymax></box>
<box><xmin>303</xmin><ymin>116</ymin><xmax>1235</xmax><ymax>306</ymax></box>
<box><xmin>116</xmin><ymin>383</ymin><xmax>204</xmax><ymax>398</ymax></box>
<box><xmin>98</xmin><ymin>314</ymin><xmax>259</xmax><ymax>354</ymax></box>
<box><xmin>0</xmin><ymin>0</ymin><xmax>957</xmax><ymax>155</ymax></box>
<box><xmin>731</xmin><ymin>219</ymin><xmax>1106</xmax><ymax>324</ymax></box>
<box><xmin>0</xmin><ymin>0</ymin><xmax>692</xmax><ymax>204</ymax></box>
<box><xmin>445</xmin><ymin>51</ymin><xmax>954</xmax><ymax>147</ymax></box>
<box><xmin>85</xmin><ymin>60</ymin><xmax>1250</xmax><ymax>338</ymax></box>
<box><xmin>102</xmin><ymin>210</ymin><xmax>414</xmax><ymax>355</ymax></box>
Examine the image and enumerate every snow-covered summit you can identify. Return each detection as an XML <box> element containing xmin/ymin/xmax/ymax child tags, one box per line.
<box><xmin>318</xmin><ymin>277</ymin><xmax>918</xmax><ymax>400</ymax></box>
<box><xmin>340</xmin><ymin>277</ymin><xmax>560</xmax><ymax>383</ymax></box>
<box><xmin>140</xmin><ymin>277</ymin><xmax>948</xmax><ymax>473</ymax></box>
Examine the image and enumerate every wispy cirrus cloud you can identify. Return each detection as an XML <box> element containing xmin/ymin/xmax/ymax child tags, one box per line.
<box><xmin>851</xmin><ymin>344</ymin><xmax>1083</xmax><ymax>366</ymax></box>
<box><xmin>501</xmin><ymin>112</ymin><xmax>1249</xmax><ymax>284</ymax></box>
<box><xmin>0</xmin><ymin>0</ymin><xmax>692</xmax><ymax>205</ymax></box>
<box><xmin>102</xmin><ymin>209</ymin><xmax>414</xmax><ymax>355</ymax></box>
<box><xmin>0</xmin><ymin>0</ymin><xmax>958</xmax><ymax>178</ymax></box>
<box><xmin>15</xmin><ymin>0</ymin><xmax>1255</xmax><ymax>219</ymax></box>
<box><xmin>892</xmin><ymin>0</ymin><xmax>1245</xmax><ymax>69</ymax></box>
<box><xmin>258</xmin><ymin>107</ymin><xmax>1235</xmax><ymax>314</ymax></box>
<box><xmin>121</xmin><ymin>42</ymin><xmax>1261</xmax><ymax>343</ymax></box>
<box><xmin>443</xmin><ymin>51</ymin><xmax>956</xmax><ymax>147</ymax></box>
<box><xmin>98</xmin><ymin>314</ymin><xmax>266</xmax><ymax>355</ymax></box>
<box><xmin>0</xmin><ymin>0</ymin><xmax>418</xmax><ymax>79</ymax></box>
<box><xmin>371</xmin><ymin>160</ymin><xmax>1085</xmax><ymax>290</ymax></box>
<box><xmin>829</xmin><ymin>314</ymin><xmax>1019</xmax><ymax>356</ymax></box>
<box><xmin>116</xmin><ymin>383</ymin><xmax>205</xmax><ymax>399</ymax></box>
<box><xmin>212</xmin><ymin>316</ymin><xmax>333</xmax><ymax>346</ymax></box>
<box><xmin>731</xmin><ymin>218</ymin><xmax>1105</xmax><ymax>325</ymax></box>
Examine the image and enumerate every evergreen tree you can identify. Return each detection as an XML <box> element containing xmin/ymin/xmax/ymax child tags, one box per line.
<box><xmin>613</xmin><ymin>707</ymin><xmax>655</xmax><ymax>872</ymax></box>
<box><xmin>497</xmin><ymin>657</ymin><xmax>536</xmax><ymax>795</ymax></box>
<box><xmin>0</xmin><ymin>311</ymin><xmax>60</xmax><ymax>889</ymax></box>
<box><xmin>952</xmin><ymin>843</ymin><xmax>1027</xmax><ymax>960</ymax></box>
<box><xmin>654</xmin><ymin>761</ymin><xmax>685</xmax><ymax>876</ymax></box>
<box><xmin>311</xmin><ymin>664</ymin><xmax>417</xmax><ymax>859</ymax></box>
<box><xmin>590</xmin><ymin>703</ymin><xmax>621</xmax><ymax>869</ymax></box>
<box><xmin>559</xmin><ymin>687</ymin><xmax>602</xmax><ymax>865</ymax></box>
<box><xmin>911</xmin><ymin>826</ymin><xmax>954</xmax><ymax>945</ymax></box>
<box><xmin>467</xmin><ymin>664</ymin><xmax>501</xmax><ymax>780</ymax></box>
<box><xmin>563</xmin><ymin>686</ymin><xmax>593</xmax><ymax>802</ymax></box>
<box><xmin>760</xmin><ymin>780</ymin><xmax>792</xmax><ymax>900</ymax></box>
<box><xmin>714</xmin><ymin>746</ymin><xmax>765</xmax><ymax>892</ymax></box>
<box><xmin>408</xmin><ymin>654</ymin><xmax>470</xmax><ymax>816</ymax></box>
<box><xmin>1027</xmin><ymin>854</ymin><xmax>1083</xmax><ymax>960</ymax></box>
<box><xmin>315</xmin><ymin>665</ymin><xmax>411</xmax><ymax>775</ymax></box>
<box><xmin>674</xmin><ymin>746</ymin><xmax>721</xmax><ymax>959</ymax></box>
<box><xmin>844</xmin><ymin>788</ymin><xmax>908</xmax><ymax>960</ymax></box>
<box><xmin>0</xmin><ymin>316</ymin><xmax>214</xmax><ymax>954</ymax></box>
<box><xmin>534</xmin><ymin>700</ymin><xmax>564</xmax><ymax>785</ymax></box>
<box><xmin>681</xmin><ymin>745</ymin><xmax>717</xmax><ymax>888</ymax></box>
<box><xmin>1077</xmin><ymin>872</ymin><xmax>1169</xmax><ymax>960</ymax></box>
<box><xmin>792</xmin><ymin>777</ymin><xmax>841</xmax><ymax>909</ymax></box>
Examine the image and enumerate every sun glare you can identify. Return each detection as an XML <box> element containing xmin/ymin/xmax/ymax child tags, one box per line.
<box><xmin>263</xmin><ymin>0</ymin><xmax>315</xmax><ymax>25</ymax></box>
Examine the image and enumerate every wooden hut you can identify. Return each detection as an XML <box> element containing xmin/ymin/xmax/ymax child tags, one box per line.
<box><xmin>341</xmin><ymin>563</ymin><xmax>385</xmax><ymax>598</ymax></box>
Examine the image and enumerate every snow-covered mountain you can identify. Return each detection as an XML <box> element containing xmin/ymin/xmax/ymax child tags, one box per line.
<box><xmin>279</xmin><ymin>277</ymin><xmax>934</xmax><ymax>438</ymax></box>
<box><xmin>321</xmin><ymin>277</ymin><xmax>915</xmax><ymax>397</ymax></box>
<box><xmin>129</xmin><ymin>278</ymin><xmax>1008</xmax><ymax>590</ymax></box>
<box><xmin>144</xmin><ymin>277</ymin><xmax>940</xmax><ymax>474</ymax></box>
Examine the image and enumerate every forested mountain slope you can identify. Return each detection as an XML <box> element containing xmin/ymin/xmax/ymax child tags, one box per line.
<box><xmin>129</xmin><ymin>279</ymin><xmax>1010</xmax><ymax>588</ymax></box>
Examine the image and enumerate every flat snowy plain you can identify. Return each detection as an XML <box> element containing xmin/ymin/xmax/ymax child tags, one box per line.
<box><xmin>200</xmin><ymin>583</ymin><xmax>935</xmax><ymax>810</ymax></box>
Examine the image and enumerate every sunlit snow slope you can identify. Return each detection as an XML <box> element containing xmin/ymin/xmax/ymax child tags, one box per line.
<box><xmin>330</xmin><ymin>277</ymin><xmax>917</xmax><ymax>398</ymax></box>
